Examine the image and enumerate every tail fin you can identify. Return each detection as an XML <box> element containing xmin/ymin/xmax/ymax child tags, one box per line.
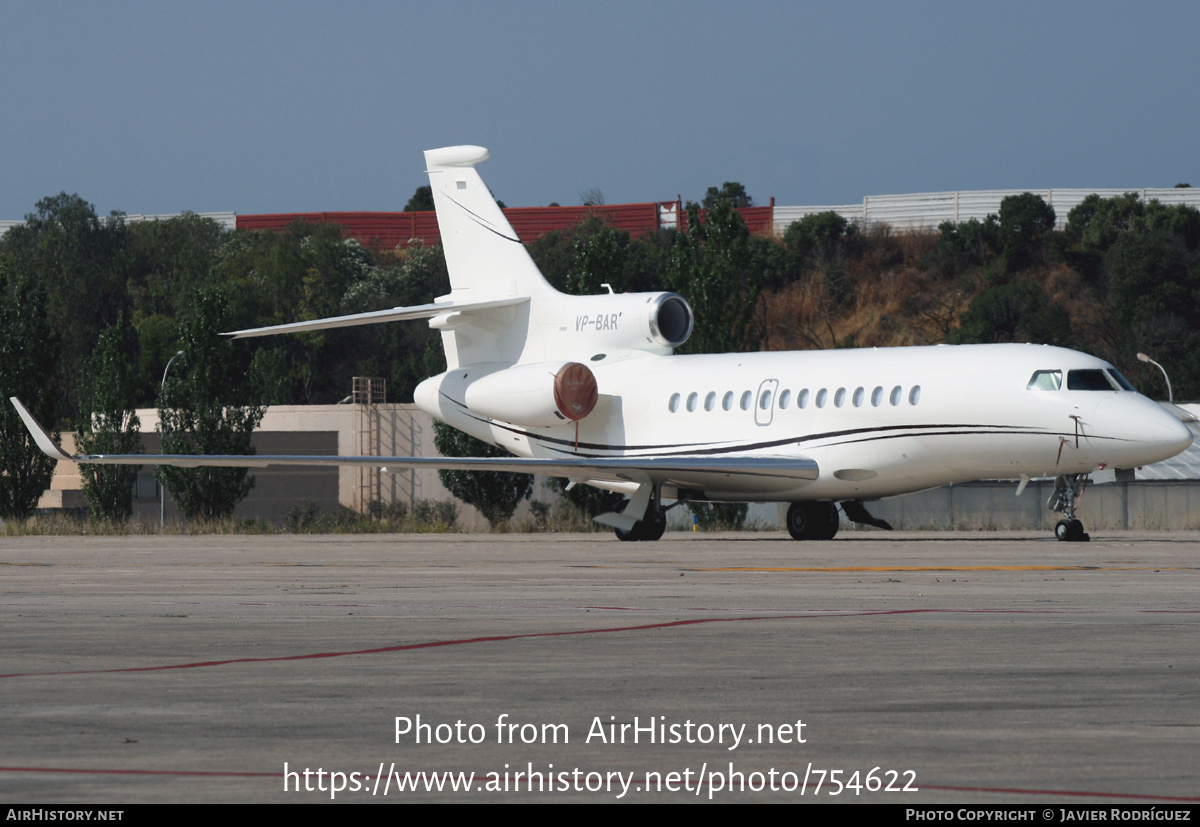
<box><xmin>424</xmin><ymin>146</ymin><xmax>556</xmax><ymax>302</ymax></box>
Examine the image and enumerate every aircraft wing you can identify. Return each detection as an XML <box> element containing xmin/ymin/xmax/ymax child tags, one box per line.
<box><xmin>224</xmin><ymin>295</ymin><xmax>529</xmax><ymax>339</ymax></box>
<box><xmin>10</xmin><ymin>398</ymin><xmax>818</xmax><ymax>488</ymax></box>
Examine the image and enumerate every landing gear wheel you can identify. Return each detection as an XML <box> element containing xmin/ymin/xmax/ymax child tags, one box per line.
<box><xmin>787</xmin><ymin>502</ymin><xmax>840</xmax><ymax>540</ymax></box>
<box><xmin>1055</xmin><ymin>518</ymin><xmax>1090</xmax><ymax>542</ymax></box>
<box><xmin>1049</xmin><ymin>474</ymin><xmax>1090</xmax><ymax>542</ymax></box>
<box><xmin>615</xmin><ymin>509</ymin><xmax>666</xmax><ymax>542</ymax></box>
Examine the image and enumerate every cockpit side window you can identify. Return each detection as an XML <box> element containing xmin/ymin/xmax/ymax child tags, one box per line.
<box><xmin>1107</xmin><ymin>369</ymin><xmax>1136</xmax><ymax>391</ymax></box>
<box><xmin>1067</xmin><ymin>369</ymin><xmax>1117</xmax><ymax>391</ymax></box>
<box><xmin>1027</xmin><ymin>370</ymin><xmax>1062</xmax><ymax>390</ymax></box>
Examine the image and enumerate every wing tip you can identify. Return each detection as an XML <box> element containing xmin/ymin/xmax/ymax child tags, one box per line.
<box><xmin>9</xmin><ymin>397</ymin><xmax>74</xmax><ymax>462</ymax></box>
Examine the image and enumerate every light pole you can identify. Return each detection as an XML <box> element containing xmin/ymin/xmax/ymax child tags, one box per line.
<box><xmin>159</xmin><ymin>351</ymin><xmax>184</xmax><ymax>527</ymax></box>
<box><xmin>1137</xmin><ymin>352</ymin><xmax>1173</xmax><ymax>403</ymax></box>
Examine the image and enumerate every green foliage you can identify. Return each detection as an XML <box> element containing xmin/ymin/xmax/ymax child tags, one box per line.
<box><xmin>668</xmin><ymin>201</ymin><xmax>762</xmax><ymax>354</ymax></box>
<box><xmin>432</xmin><ymin>421</ymin><xmax>531</xmax><ymax>529</ymax></box>
<box><xmin>686</xmin><ymin>501</ymin><xmax>748</xmax><ymax>531</ymax></box>
<box><xmin>0</xmin><ymin>193</ymin><xmax>130</xmax><ymax>417</ymax></box>
<box><xmin>404</xmin><ymin>186</ymin><xmax>435</xmax><ymax>212</ymax></box>
<box><xmin>287</xmin><ymin>497</ymin><xmax>457</xmax><ymax>533</ymax></box>
<box><xmin>702</xmin><ymin>182</ymin><xmax>752</xmax><ymax>209</ymax></box>
<box><xmin>0</xmin><ymin>273</ymin><xmax>59</xmax><ymax>519</ymax></box>
<box><xmin>946</xmin><ymin>280</ymin><xmax>1071</xmax><ymax>346</ymax></box>
<box><xmin>784</xmin><ymin>211</ymin><xmax>852</xmax><ymax>261</ymax></box>
<box><xmin>567</xmin><ymin>226</ymin><xmax>633</xmax><ymax>294</ymax></box>
<box><xmin>157</xmin><ymin>290</ymin><xmax>265</xmax><ymax>521</ymax></box>
<box><xmin>75</xmin><ymin>316</ymin><xmax>142</xmax><ymax>521</ymax></box>
<box><xmin>929</xmin><ymin>216</ymin><xmax>1000</xmax><ymax>278</ymax></box>
<box><xmin>997</xmin><ymin>193</ymin><xmax>1056</xmax><ymax>271</ymax></box>
<box><xmin>1064</xmin><ymin>192</ymin><xmax>1143</xmax><ymax>252</ymax></box>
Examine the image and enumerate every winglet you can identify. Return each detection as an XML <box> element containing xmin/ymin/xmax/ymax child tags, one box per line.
<box><xmin>9</xmin><ymin>398</ymin><xmax>74</xmax><ymax>462</ymax></box>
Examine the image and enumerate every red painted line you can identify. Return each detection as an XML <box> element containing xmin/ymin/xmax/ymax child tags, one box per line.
<box><xmin>0</xmin><ymin>766</ymin><xmax>274</xmax><ymax>778</ymax></box>
<box><xmin>0</xmin><ymin>608</ymin><xmax>1191</xmax><ymax>681</ymax></box>
<box><xmin>924</xmin><ymin>784</ymin><xmax>1200</xmax><ymax>802</ymax></box>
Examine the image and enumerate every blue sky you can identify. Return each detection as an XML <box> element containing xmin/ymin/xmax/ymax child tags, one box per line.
<box><xmin>3</xmin><ymin>1</ymin><xmax>1197</xmax><ymax>219</ymax></box>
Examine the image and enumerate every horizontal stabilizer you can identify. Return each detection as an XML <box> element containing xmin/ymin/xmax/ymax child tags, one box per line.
<box><xmin>224</xmin><ymin>296</ymin><xmax>529</xmax><ymax>339</ymax></box>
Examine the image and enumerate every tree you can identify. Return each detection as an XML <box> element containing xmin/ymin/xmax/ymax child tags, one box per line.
<box><xmin>668</xmin><ymin>200</ymin><xmax>762</xmax><ymax>355</ymax></box>
<box><xmin>945</xmin><ymin>280</ymin><xmax>1071</xmax><ymax>347</ymax></box>
<box><xmin>75</xmin><ymin>316</ymin><xmax>142</xmax><ymax>521</ymax></box>
<box><xmin>157</xmin><ymin>290</ymin><xmax>265</xmax><ymax>520</ymax></box>
<box><xmin>997</xmin><ymin>193</ymin><xmax>1055</xmax><ymax>271</ymax></box>
<box><xmin>404</xmin><ymin>186</ymin><xmax>435</xmax><ymax>212</ymax></box>
<box><xmin>567</xmin><ymin>226</ymin><xmax>633</xmax><ymax>295</ymax></box>
<box><xmin>0</xmin><ymin>273</ymin><xmax>59</xmax><ymax>519</ymax></box>
<box><xmin>0</xmin><ymin>193</ymin><xmax>129</xmax><ymax>418</ymax></box>
<box><xmin>702</xmin><ymin>182</ymin><xmax>752</xmax><ymax>209</ymax></box>
<box><xmin>433</xmin><ymin>421</ymin><xmax>531</xmax><ymax>529</ymax></box>
<box><xmin>784</xmin><ymin>211</ymin><xmax>851</xmax><ymax>260</ymax></box>
<box><xmin>666</xmin><ymin>199</ymin><xmax>759</xmax><ymax>527</ymax></box>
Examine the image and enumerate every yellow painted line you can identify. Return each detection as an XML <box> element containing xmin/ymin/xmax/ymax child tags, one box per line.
<box><xmin>688</xmin><ymin>565</ymin><xmax>1187</xmax><ymax>572</ymax></box>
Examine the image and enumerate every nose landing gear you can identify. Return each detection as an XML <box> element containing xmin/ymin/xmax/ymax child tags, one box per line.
<box><xmin>1049</xmin><ymin>474</ymin><xmax>1090</xmax><ymax>542</ymax></box>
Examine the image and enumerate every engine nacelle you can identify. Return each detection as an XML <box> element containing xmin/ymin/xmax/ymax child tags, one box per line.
<box><xmin>550</xmin><ymin>291</ymin><xmax>694</xmax><ymax>354</ymax></box>
<box><xmin>464</xmin><ymin>361</ymin><xmax>598</xmax><ymax>427</ymax></box>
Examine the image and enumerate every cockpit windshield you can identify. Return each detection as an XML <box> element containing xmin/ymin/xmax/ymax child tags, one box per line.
<box><xmin>1067</xmin><ymin>369</ymin><xmax>1119</xmax><ymax>391</ymax></box>
<box><xmin>1027</xmin><ymin>370</ymin><xmax>1062</xmax><ymax>390</ymax></box>
<box><xmin>1107</xmin><ymin>368</ymin><xmax>1136</xmax><ymax>391</ymax></box>
<box><xmin>1028</xmin><ymin>368</ymin><xmax>1135</xmax><ymax>392</ymax></box>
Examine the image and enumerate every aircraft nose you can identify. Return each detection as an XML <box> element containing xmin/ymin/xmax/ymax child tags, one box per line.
<box><xmin>1101</xmin><ymin>397</ymin><xmax>1194</xmax><ymax>466</ymax></box>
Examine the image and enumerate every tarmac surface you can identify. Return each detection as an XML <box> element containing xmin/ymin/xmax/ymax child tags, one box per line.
<box><xmin>1</xmin><ymin>529</ymin><xmax>1198</xmax><ymax>804</ymax></box>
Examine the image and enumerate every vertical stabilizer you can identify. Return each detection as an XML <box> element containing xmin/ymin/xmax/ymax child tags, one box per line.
<box><xmin>424</xmin><ymin>146</ymin><xmax>556</xmax><ymax>301</ymax></box>
<box><xmin>423</xmin><ymin>146</ymin><xmax>558</xmax><ymax>368</ymax></box>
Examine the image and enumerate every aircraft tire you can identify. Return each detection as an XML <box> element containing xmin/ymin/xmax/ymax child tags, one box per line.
<box><xmin>786</xmin><ymin>502</ymin><xmax>813</xmax><ymax>540</ymax></box>
<box><xmin>819</xmin><ymin>502</ymin><xmax>840</xmax><ymax>540</ymax></box>
<box><xmin>1055</xmin><ymin>519</ymin><xmax>1088</xmax><ymax>542</ymax></box>
<box><xmin>615</xmin><ymin>510</ymin><xmax>666</xmax><ymax>542</ymax></box>
<box><xmin>1068</xmin><ymin>518</ymin><xmax>1088</xmax><ymax>542</ymax></box>
<box><xmin>640</xmin><ymin>511</ymin><xmax>666</xmax><ymax>542</ymax></box>
<box><xmin>787</xmin><ymin>502</ymin><xmax>839</xmax><ymax>540</ymax></box>
<box><xmin>1055</xmin><ymin>520</ymin><xmax>1071</xmax><ymax>541</ymax></box>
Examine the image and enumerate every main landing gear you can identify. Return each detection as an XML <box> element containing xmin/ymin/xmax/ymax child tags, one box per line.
<box><xmin>614</xmin><ymin>485</ymin><xmax>669</xmax><ymax>542</ymax></box>
<box><xmin>615</xmin><ymin>506</ymin><xmax>666</xmax><ymax>542</ymax></box>
<box><xmin>1048</xmin><ymin>474</ymin><xmax>1090</xmax><ymax>542</ymax></box>
<box><xmin>786</xmin><ymin>502</ymin><xmax>840</xmax><ymax>541</ymax></box>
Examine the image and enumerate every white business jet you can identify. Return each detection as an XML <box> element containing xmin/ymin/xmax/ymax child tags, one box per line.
<box><xmin>11</xmin><ymin>146</ymin><xmax>1193</xmax><ymax>542</ymax></box>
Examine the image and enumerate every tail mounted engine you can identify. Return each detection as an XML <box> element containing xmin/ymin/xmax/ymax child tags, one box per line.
<box><xmin>464</xmin><ymin>361</ymin><xmax>598</xmax><ymax>427</ymax></box>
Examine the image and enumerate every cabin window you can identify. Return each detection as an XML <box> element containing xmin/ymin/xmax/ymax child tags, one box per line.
<box><xmin>890</xmin><ymin>385</ymin><xmax>902</xmax><ymax>406</ymax></box>
<box><xmin>816</xmin><ymin>388</ymin><xmax>828</xmax><ymax>408</ymax></box>
<box><xmin>1107</xmin><ymin>369</ymin><xmax>1135</xmax><ymax>391</ymax></box>
<box><xmin>852</xmin><ymin>387</ymin><xmax>865</xmax><ymax>407</ymax></box>
<box><xmin>779</xmin><ymin>389</ymin><xmax>791</xmax><ymax>409</ymax></box>
<box><xmin>871</xmin><ymin>386</ymin><xmax>884</xmax><ymax>407</ymax></box>
<box><xmin>798</xmin><ymin>389</ymin><xmax>810</xmax><ymax>408</ymax></box>
<box><xmin>759</xmin><ymin>389</ymin><xmax>773</xmax><ymax>410</ymax></box>
<box><xmin>686</xmin><ymin>392</ymin><xmax>698</xmax><ymax>412</ymax></box>
<box><xmin>834</xmin><ymin>388</ymin><xmax>847</xmax><ymax>407</ymax></box>
<box><xmin>1067</xmin><ymin>369</ymin><xmax>1117</xmax><ymax>391</ymax></box>
<box><xmin>669</xmin><ymin>393</ymin><xmax>680</xmax><ymax>412</ymax></box>
<box><xmin>740</xmin><ymin>390</ymin><xmax>752</xmax><ymax>410</ymax></box>
<box><xmin>1027</xmin><ymin>370</ymin><xmax>1062</xmax><ymax>391</ymax></box>
<box><xmin>909</xmin><ymin>385</ymin><xmax>921</xmax><ymax>405</ymax></box>
<box><xmin>722</xmin><ymin>391</ymin><xmax>734</xmax><ymax>411</ymax></box>
<box><xmin>704</xmin><ymin>391</ymin><xmax>716</xmax><ymax>411</ymax></box>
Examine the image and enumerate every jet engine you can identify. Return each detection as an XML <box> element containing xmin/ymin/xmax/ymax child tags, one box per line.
<box><xmin>551</xmin><ymin>291</ymin><xmax>694</xmax><ymax>354</ymax></box>
<box><xmin>464</xmin><ymin>361</ymin><xmax>599</xmax><ymax>427</ymax></box>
